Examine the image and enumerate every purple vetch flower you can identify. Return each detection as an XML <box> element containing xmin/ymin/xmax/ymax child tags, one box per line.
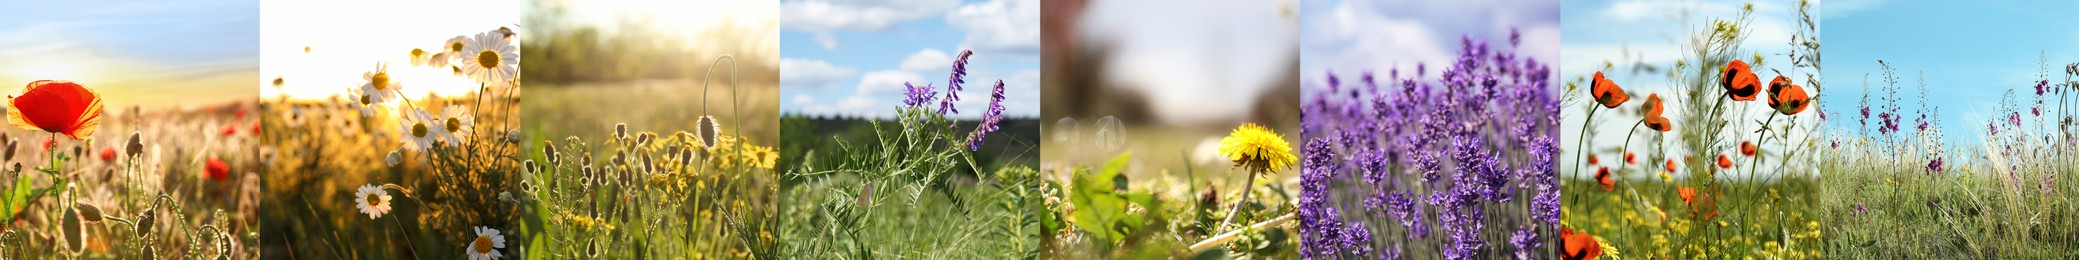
<box><xmin>1854</xmin><ymin>203</ymin><xmax>1867</xmax><ymax>217</ymax></box>
<box><xmin>902</xmin><ymin>82</ymin><xmax>937</xmax><ymax>108</ymax></box>
<box><xmin>966</xmin><ymin>80</ymin><xmax>1007</xmax><ymax>151</ymax></box>
<box><xmin>1927</xmin><ymin>156</ymin><xmax>1944</xmax><ymax>173</ymax></box>
<box><xmin>937</xmin><ymin>50</ymin><xmax>974</xmax><ymax>116</ymax></box>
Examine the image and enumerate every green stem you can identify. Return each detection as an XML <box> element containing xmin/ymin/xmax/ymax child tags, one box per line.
<box><xmin>1218</xmin><ymin>168</ymin><xmax>1260</xmax><ymax>232</ymax></box>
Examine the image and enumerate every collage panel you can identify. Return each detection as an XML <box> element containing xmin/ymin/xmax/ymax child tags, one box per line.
<box><xmin>774</xmin><ymin>0</ymin><xmax>1044</xmax><ymax>258</ymax></box>
<box><xmin>20</xmin><ymin>0</ymin><xmax>2079</xmax><ymax>258</ymax></box>
<box><xmin>1298</xmin><ymin>0</ymin><xmax>1562</xmax><ymax>258</ymax></box>
<box><xmin>1040</xmin><ymin>0</ymin><xmax>1300</xmax><ymax>257</ymax></box>
<box><xmin>1560</xmin><ymin>0</ymin><xmax>1823</xmax><ymax>258</ymax></box>
<box><xmin>0</xmin><ymin>1</ymin><xmax>259</xmax><ymax>258</ymax></box>
<box><xmin>1820</xmin><ymin>1</ymin><xmax>2079</xmax><ymax>258</ymax></box>
<box><xmin>258</xmin><ymin>0</ymin><xmax>524</xmax><ymax>258</ymax></box>
<box><xmin>519</xmin><ymin>0</ymin><xmax>781</xmax><ymax>258</ymax></box>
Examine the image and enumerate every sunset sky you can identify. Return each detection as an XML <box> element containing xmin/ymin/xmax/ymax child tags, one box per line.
<box><xmin>0</xmin><ymin>0</ymin><xmax>258</xmax><ymax>110</ymax></box>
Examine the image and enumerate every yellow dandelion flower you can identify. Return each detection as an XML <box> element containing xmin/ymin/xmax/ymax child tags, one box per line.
<box><xmin>1658</xmin><ymin>172</ymin><xmax>1672</xmax><ymax>182</ymax></box>
<box><xmin>1218</xmin><ymin>123</ymin><xmax>1295</xmax><ymax>172</ymax></box>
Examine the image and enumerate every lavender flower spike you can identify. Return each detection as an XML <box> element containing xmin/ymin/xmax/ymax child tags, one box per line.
<box><xmin>968</xmin><ymin>80</ymin><xmax>1007</xmax><ymax>151</ymax></box>
<box><xmin>938</xmin><ymin>50</ymin><xmax>975</xmax><ymax>116</ymax></box>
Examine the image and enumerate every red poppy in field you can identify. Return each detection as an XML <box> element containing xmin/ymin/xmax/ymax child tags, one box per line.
<box><xmin>219</xmin><ymin>123</ymin><xmax>238</xmax><ymax>136</ymax></box>
<box><xmin>1596</xmin><ymin>167</ymin><xmax>1615</xmax><ymax>191</ymax></box>
<box><xmin>1642</xmin><ymin>94</ymin><xmax>1672</xmax><ymax>132</ymax></box>
<box><xmin>98</xmin><ymin>147</ymin><xmax>115</xmax><ymax>162</ymax></box>
<box><xmin>8</xmin><ymin>80</ymin><xmax>104</xmax><ymax>140</ymax></box>
<box><xmin>1664</xmin><ymin>159</ymin><xmax>1677</xmax><ymax>172</ymax></box>
<box><xmin>1644</xmin><ymin>116</ymin><xmax>1672</xmax><ymax>132</ymax></box>
<box><xmin>1717</xmin><ymin>154</ymin><xmax>1733</xmax><ymax>169</ymax></box>
<box><xmin>1588</xmin><ymin>155</ymin><xmax>1599</xmax><ymax>165</ymax></box>
<box><xmin>1562</xmin><ymin>227</ymin><xmax>1603</xmax><ymax>260</ymax></box>
<box><xmin>204</xmin><ymin>157</ymin><xmax>230</xmax><ymax>182</ymax></box>
<box><xmin>1678</xmin><ymin>185</ymin><xmax>1719</xmax><ymax>220</ymax></box>
<box><xmin>1741</xmin><ymin>141</ymin><xmax>1757</xmax><ymax>157</ymax></box>
<box><xmin>1768</xmin><ymin>75</ymin><xmax>1812</xmax><ymax>115</ymax></box>
<box><xmin>1624</xmin><ymin>152</ymin><xmax>1637</xmax><ymax>165</ymax></box>
<box><xmin>1591</xmin><ymin>71</ymin><xmax>1629</xmax><ymax>108</ymax></box>
<box><xmin>1721</xmin><ymin>60</ymin><xmax>1760</xmax><ymax>101</ymax></box>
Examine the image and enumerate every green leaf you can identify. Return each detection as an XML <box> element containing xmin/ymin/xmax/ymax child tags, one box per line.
<box><xmin>1069</xmin><ymin>153</ymin><xmax>1134</xmax><ymax>243</ymax></box>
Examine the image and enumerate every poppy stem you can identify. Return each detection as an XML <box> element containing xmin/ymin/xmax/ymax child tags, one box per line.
<box><xmin>1746</xmin><ymin>112</ymin><xmax>1778</xmax><ymax>180</ymax></box>
<box><xmin>1572</xmin><ymin>107</ymin><xmax>1599</xmax><ymax>184</ymax></box>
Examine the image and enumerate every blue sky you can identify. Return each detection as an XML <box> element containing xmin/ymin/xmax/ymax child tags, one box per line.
<box><xmin>1559</xmin><ymin>0</ymin><xmax>1822</xmax><ymax>179</ymax></box>
<box><xmin>0</xmin><ymin>0</ymin><xmax>258</xmax><ymax>109</ymax></box>
<box><xmin>1300</xmin><ymin>0</ymin><xmax>1561</xmax><ymax>84</ymax></box>
<box><xmin>779</xmin><ymin>0</ymin><xmax>1040</xmax><ymax>119</ymax></box>
<box><xmin>1821</xmin><ymin>0</ymin><xmax>2079</xmax><ymax>148</ymax></box>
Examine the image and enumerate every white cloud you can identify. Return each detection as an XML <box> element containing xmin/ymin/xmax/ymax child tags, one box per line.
<box><xmin>855</xmin><ymin>70</ymin><xmax>926</xmax><ymax>94</ymax></box>
<box><xmin>899</xmin><ymin>48</ymin><xmax>953</xmax><ymax>71</ymax></box>
<box><xmin>780</xmin><ymin>0</ymin><xmax>960</xmax><ymax>32</ymax></box>
<box><xmin>781</xmin><ymin>0</ymin><xmax>961</xmax><ymax>49</ymax></box>
<box><xmin>836</xmin><ymin>96</ymin><xmax>885</xmax><ymax>117</ymax></box>
<box><xmin>779</xmin><ymin>58</ymin><xmax>858</xmax><ymax>89</ymax></box>
<box><xmin>946</xmin><ymin>0</ymin><xmax>1041</xmax><ymax>57</ymax></box>
<box><xmin>790</xmin><ymin>94</ymin><xmax>817</xmax><ymax>106</ymax></box>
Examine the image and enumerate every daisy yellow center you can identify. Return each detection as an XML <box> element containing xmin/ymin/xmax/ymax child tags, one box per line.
<box><xmin>451</xmin><ymin>42</ymin><xmax>465</xmax><ymax>53</ymax></box>
<box><xmin>447</xmin><ymin>117</ymin><xmax>463</xmax><ymax>133</ymax></box>
<box><xmin>478</xmin><ymin>50</ymin><xmax>500</xmax><ymax>68</ymax></box>
<box><xmin>371</xmin><ymin>73</ymin><xmax>391</xmax><ymax>90</ymax></box>
<box><xmin>359</xmin><ymin>94</ymin><xmax>372</xmax><ymax>105</ymax></box>
<box><xmin>368</xmin><ymin>195</ymin><xmax>382</xmax><ymax>206</ymax></box>
<box><xmin>473</xmin><ymin>236</ymin><xmax>494</xmax><ymax>253</ymax></box>
<box><xmin>411</xmin><ymin>48</ymin><xmax>425</xmax><ymax>57</ymax></box>
<box><xmin>411</xmin><ymin>122</ymin><xmax>430</xmax><ymax>138</ymax></box>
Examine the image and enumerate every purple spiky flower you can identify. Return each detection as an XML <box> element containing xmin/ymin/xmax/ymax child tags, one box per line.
<box><xmin>967</xmin><ymin>80</ymin><xmax>1006</xmax><ymax>151</ymax></box>
<box><xmin>937</xmin><ymin>50</ymin><xmax>974</xmax><ymax>116</ymax></box>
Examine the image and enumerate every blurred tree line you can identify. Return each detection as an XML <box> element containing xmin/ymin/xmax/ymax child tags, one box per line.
<box><xmin>521</xmin><ymin>0</ymin><xmax>779</xmax><ymax>84</ymax></box>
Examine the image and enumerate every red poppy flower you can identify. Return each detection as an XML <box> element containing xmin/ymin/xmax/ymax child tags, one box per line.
<box><xmin>1591</xmin><ymin>71</ymin><xmax>1629</xmax><ymax>108</ymax></box>
<box><xmin>1589</xmin><ymin>155</ymin><xmax>1599</xmax><ymax>165</ymax></box>
<box><xmin>98</xmin><ymin>147</ymin><xmax>115</xmax><ymax>162</ymax></box>
<box><xmin>1768</xmin><ymin>76</ymin><xmax>1812</xmax><ymax>115</ymax></box>
<box><xmin>1624</xmin><ymin>152</ymin><xmax>1636</xmax><ymax>165</ymax></box>
<box><xmin>1664</xmin><ymin>159</ymin><xmax>1677</xmax><ymax>172</ymax></box>
<box><xmin>1644</xmin><ymin>116</ymin><xmax>1672</xmax><ymax>132</ymax></box>
<box><xmin>220</xmin><ymin>123</ymin><xmax>238</xmax><ymax>136</ymax></box>
<box><xmin>204</xmin><ymin>157</ymin><xmax>230</xmax><ymax>182</ymax></box>
<box><xmin>1717</xmin><ymin>154</ymin><xmax>1733</xmax><ymax>169</ymax></box>
<box><xmin>1642</xmin><ymin>94</ymin><xmax>1672</xmax><ymax>132</ymax></box>
<box><xmin>1679</xmin><ymin>185</ymin><xmax>1719</xmax><ymax>220</ymax></box>
<box><xmin>1720</xmin><ymin>60</ymin><xmax>1760</xmax><ymax>101</ymax></box>
<box><xmin>1562</xmin><ymin>227</ymin><xmax>1603</xmax><ymax>260</ymax></box>
<box><xmin>7</xmin><ymin>80</ymin><xmax>104</xmax><ymax>140</ymax></box>
<box><xmin>1596</xmin><ymin>167</ymin><xmax>1615</xmax><ymax>191</ymax></box>
<box><xmin>1741</xmin><ymin>141</ymin><xmax>1757</xmax><ymax>157</ymax></box>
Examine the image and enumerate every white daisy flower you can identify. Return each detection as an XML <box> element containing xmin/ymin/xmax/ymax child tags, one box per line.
<box><xmin>409</xmin><ymin>48</ymin><xmax>431</xmax><ymax>66</ymax></box>
<box><xmin>461</xmin><ymin>30</ymin><xmax>519</xmax><ymax>88</ymax></box>
<box><xmin>282</xmin><ymin>105</ymin><xmax>307</xmax><ymax>127</ymax></box>
<box><xmin>429</xmin><ymin>52</ymin><xmax>453</xmax><ymax>69</ymax></box>
<box><xmin>360</xmin><ymin>63</ymin><xmax>401</xmax><ymax>103</ymax></box>
<box><xmin>436</xmin><ymin>105</ymin><xmax>476</xmax><ymax>145</ymax></box>
<box><xmin>347</xmin><ymin>88</ymin><xmax>379</xmax><ymax>117</ymax></box>
<box><xmin>444</xmin><ymin>36</ymin><xmax>469</xmax><ymax>54</ymax></box>
<box><xmin>466</xmin><ymin>226</ymin><xmax>506</xmax><ymax>260</ymax></box>
<box><xmin>353</xmin><ymin>184</ymin><xmax>391</xmax><ymax>219</ymax></box>
<box><xmin>397</xmin><ymin>108</ymin><xmax>442</xmax><ymax>152</ymax></box>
